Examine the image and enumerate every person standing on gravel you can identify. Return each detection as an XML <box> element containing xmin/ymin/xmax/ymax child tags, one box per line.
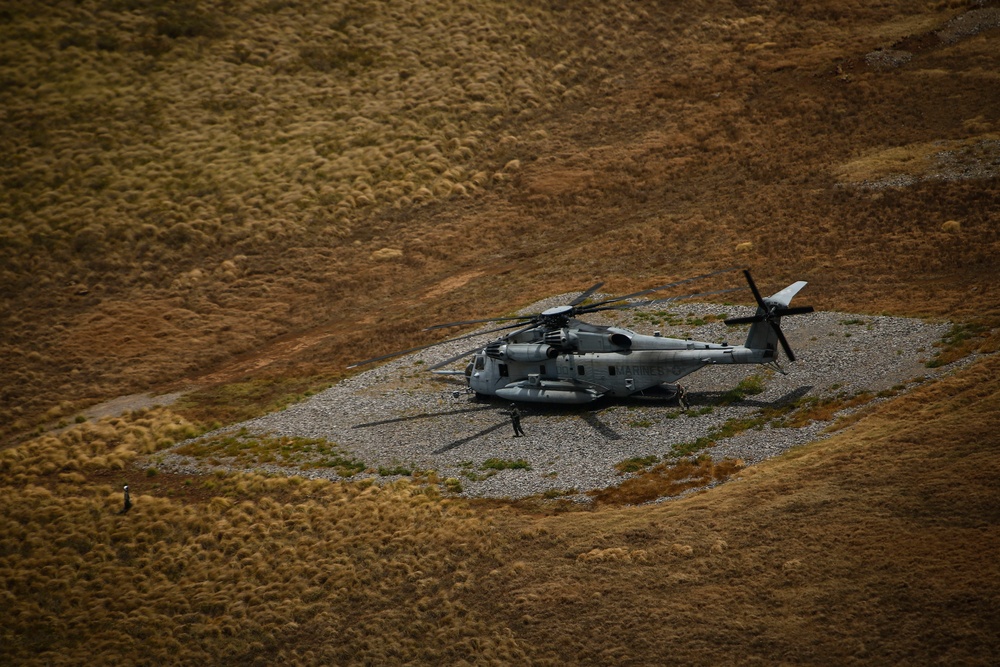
<box><xmin>677</xmin><ymin>384</ymin><xmax>690</xmax><ymax>411</ymax></box>
<box><xmin>509</xmin><ymin>404</ymin><xmax>526</xmax><ymax>437</ymax></box>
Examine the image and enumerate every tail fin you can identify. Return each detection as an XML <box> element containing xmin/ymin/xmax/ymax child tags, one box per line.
<box><xmin>725</xmin><ymin>271</ymin><xmax>813</xmax><ymax>361</ymax></box>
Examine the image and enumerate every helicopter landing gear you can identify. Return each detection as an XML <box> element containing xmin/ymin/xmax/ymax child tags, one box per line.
<box><xmin>766</xmin><ymin>361</ymin><xmax>788</xmax><ymax>375</ymax></box>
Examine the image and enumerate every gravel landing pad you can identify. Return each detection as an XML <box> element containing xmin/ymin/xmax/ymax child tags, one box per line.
<box><xmin>162</xmin><ymin>299</ymin><xmax>956</xmax><ymax>500</ymax></box>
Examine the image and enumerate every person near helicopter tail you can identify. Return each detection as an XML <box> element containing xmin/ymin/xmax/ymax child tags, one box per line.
<box><xmin>509</xmin><ymin>404</ymin><xmax>526</xmax><ymax>437</ymax></box>
<box><xmin>677</xmin><ymin>384</ymin><xmax>690</xmax><ymax>411</ymax></box>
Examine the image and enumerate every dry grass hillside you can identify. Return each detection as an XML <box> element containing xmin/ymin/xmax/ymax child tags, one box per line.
<box><xmin>2</xmin><ymin>0</ymin><xmax>999</xmax><ymax>664</ymax></box>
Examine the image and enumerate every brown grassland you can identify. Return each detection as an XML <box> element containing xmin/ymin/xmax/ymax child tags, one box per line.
<box><xmin>2</xmin><ymin>0</ymin><xmax>1000</xmax><ymax>664</ymax></box>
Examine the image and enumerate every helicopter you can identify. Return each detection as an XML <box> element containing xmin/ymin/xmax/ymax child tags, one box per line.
<box><xmin>349</xmin><ymin>268</ymin><xmax>814</xmax><ymax>405</ymax></box>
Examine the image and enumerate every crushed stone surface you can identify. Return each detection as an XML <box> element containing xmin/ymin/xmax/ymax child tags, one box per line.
<box><xmin>159</xmin><ymin>294</ymin><xmax>962</xmax><ymax>502</ymax></box>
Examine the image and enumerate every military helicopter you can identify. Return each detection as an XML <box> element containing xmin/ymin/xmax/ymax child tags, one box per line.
<box><xmin>349</xmin><ymin>268</ymin><xmax>814</xmax><ymax>404</ymax></box>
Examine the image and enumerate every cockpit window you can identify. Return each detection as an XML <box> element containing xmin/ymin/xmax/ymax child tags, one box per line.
<box><xmin>474</xmin><ymin>356</ymin><xmax>485</xmax><ymax>370</ymax></box>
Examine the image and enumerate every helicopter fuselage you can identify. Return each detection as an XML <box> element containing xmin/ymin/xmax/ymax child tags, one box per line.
<box><xmin>465</xmin><ymin>323</ymin><xmax>774</xmax><ymax>404</ymax></box>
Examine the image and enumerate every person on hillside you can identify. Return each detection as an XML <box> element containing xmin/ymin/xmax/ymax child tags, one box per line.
<box><xmin>118</xmin><ymin>485</ymin><xmax>132</xmax><ymax>515</ymax></box>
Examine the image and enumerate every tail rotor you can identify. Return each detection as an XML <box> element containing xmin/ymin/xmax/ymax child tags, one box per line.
<box><xmin>724</xmin><ymin>270</ymin><xmax>814</xmax><ymax>362</ymax></box>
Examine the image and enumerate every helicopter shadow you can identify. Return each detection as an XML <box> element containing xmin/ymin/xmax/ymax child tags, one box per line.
<box><xmin>352</xmin><ymin>402</ymin><xmax>518</xmax><ymax>455</ymax></box>
<box><xmin>351</xmin><ymin>386</ymin><xmax>813</xmax><ymax>457</ymax></box>
<box><xmin>352</xmin><ymin>405</ymin><xmax>495</xmax><ymax>429</ymax></box>
<box><xmin>431</xmin><ymin>398</ymin><xmax>625</xmax><ymax>453</ymax></box>
<box><xmin>684</xmin><ymin>385</ymin><xmax>814</xmax><ymax>409</ymax></box>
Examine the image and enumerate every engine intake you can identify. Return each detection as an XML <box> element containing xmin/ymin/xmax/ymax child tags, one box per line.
<box><xmin>609</xmin><ymin>332</ymin><xmax>632</xmax><ymax>348</ymax></box>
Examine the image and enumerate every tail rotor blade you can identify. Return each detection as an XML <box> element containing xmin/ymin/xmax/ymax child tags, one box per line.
<box><xmin>724</xmin><ymin>315</ymin><xmax>764</xmax><ymax>326</ymax></box>
<box><xmin>743</xmin><ymin>269</ymin><xmax>767</xmax><ymax>310</ymax></box>
<box><xmin>775</xmin><ymin>306</ymin><xmax>814</xmax><ymax>317</ymax></box>
<box><xmin>771</xmin><ymin>322</ymin><xmax>796</xmax><ymax>362</ymax></box>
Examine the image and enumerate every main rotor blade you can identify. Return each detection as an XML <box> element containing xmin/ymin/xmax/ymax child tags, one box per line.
<box><xmin>347</xmin><ymin>321</ymin><xmax>523</xmax><ymax>369</ymax></box>
<box><xmin>642</xmin><ymin>287</ymin><xmax>742</xmax><ymax>307</ymax></box>
<box><xmin>580</xmin><ymin>267</ymin><xmax>741</xmax><ymax>311</ymax></box>
<box><xmin>591</xmin><ymin>287</ymin><xmax>742</xmax><ymax>313</ymax></box>
<box><xmin>569</xmin><ymin>281</ymin><xmax>605</xmax><ymax>306</ymax></box>
<box><xmin>427</xmin><ymin>345</ymin><xmax>480</xmax><ymax>371</ymax></box>
<box><xmin>425</xmin><ymin>319</ymin><xmax>530</xmax><ymax>370</ymax></box>
<box><xmin>771</xmin><ymin>321</ymin><xmax>796</xmax><ymax>362</ymax></box>
<box><xmin>423</xmin><ymin>314</ymin><xmax>537</xmax><ymax>331</ymax></box>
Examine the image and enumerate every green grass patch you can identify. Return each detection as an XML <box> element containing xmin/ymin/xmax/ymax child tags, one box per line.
<box><xmin>717</xmin><ymin>374</ymin><xmax>767</xmax><ymax>405</ymax></box>
<box><xmin>926</xmin><ymin>323</ymin><xmax>990</xmax><ymax>368</ymax></box>
<box><xmin>670</xmin><ymin>436</ymin><xmax>716</xmax><ymax>458</ymax></box>
<box><xmin>460</xmin><ymin>457</ymin><xmax>532</xmax><ymax>481</ymax></box>
<box><xmin>481</xmin><ymin>458</ymin><xmax>532</xmax><ymax>471</ymax></box>
<box><xmin>615</xmin><ymin>455</ymin><xmax>661</xmax><ymax>474</ymax></box>
<box><xmin>542</xmin><ymin>487</ymin><xmax>579</xmax><ymax>499</ymax></box>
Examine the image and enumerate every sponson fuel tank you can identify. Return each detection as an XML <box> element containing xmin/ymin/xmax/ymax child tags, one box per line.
<box><xmin>495</xmin><ymin>382</ymin><xmax>600</xmax><ymax>404</ymax></box>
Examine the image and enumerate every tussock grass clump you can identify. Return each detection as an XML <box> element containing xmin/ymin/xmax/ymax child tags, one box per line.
<box><xmin>0</xmin><ymin>408</ymin><xmax>198</xmax><ymax>481</ymax></box>
<box><xmin>577</xmin><ymin>546</ymin><xmax>648</xmax><ymax>563</ymax></box>
<box><xmin>591</xmin><ymin>456</ymin><xmax>744</xmax><ymax>506</ymax></box>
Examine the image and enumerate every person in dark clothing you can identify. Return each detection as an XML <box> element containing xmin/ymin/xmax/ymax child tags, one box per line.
<box><xmin>677</xmin><ymin>384</ymin><xmax>690</xmax><ymax>411</ymax></box>
<box><xmin>119</xmin><ymin>485</ymin><xmax>132</xmax><ymax>515</ymax></box>
<box><xmin>510</xmin><ymin>405</ymin><xmax>525</xmax><ymax>437</ymax></box>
